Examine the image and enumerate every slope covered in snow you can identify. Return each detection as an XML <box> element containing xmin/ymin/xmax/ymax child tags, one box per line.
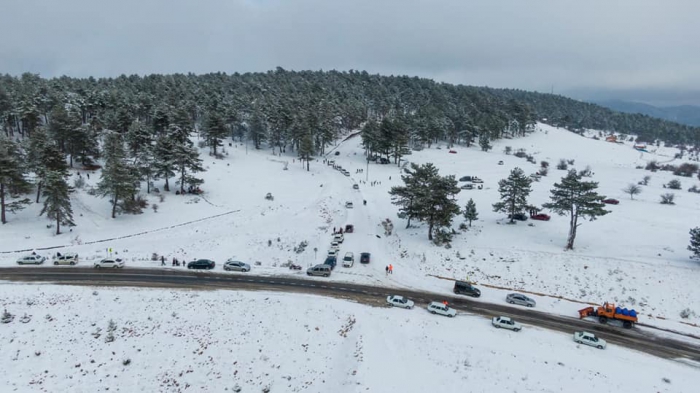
<box><xmin>1</xmin><ymin>124</ymin><xmax>699</xmax><ymax>333</ymax></box>
<box><xmin>0</xmin><ymin>285</ymin><xmax>695</xmax><ymax>393</ymax></box>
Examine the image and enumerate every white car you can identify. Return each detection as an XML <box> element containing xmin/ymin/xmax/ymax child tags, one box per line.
<box><xmin>333</xmin><ymin>233</ymin><xmax>344</xmax><ymax>243</ymax></box>
<box><xmin>574</xmin><ymin>331</ymin><xmax>606</xmax><ymax>349</ymax></box>
<box><xmin>386</xmin><ymin>295</ymin><xmax>414</xmax><ymax>309</ymax></box>
<box><xmin>342</xmin><ymin>252</ymin><xmax>354</xmax><ymax>267</ymax></box>
<box><xmin>327</xmin><ymin>249</ymin><xmax>338</xmax><ymax>258</ymax></box>
<box><xmin>427</xmin><ymin>302</ymin><xmax>456</xmax><ymax>318</ymax></box>
<box><xmin>94</xmin><ymin>258</ymin><xmax>125</xmax><ymax>269</ymax></box>
<box><xmin>492</xmin><ymin>316</ymin><xmax>522</xmax><ymax>331</ymax></box>
<box><xmin>330</xmin><ymin>241</ymin><xmax>341</xmax><ymax>250</ymax></box>
<box><xmin>345</xmin><ymin>201</ymin><xmax>353</xmax><ymax>208</ymax></box>
<box><xmin>16</xmin><ymin>254</ymin><xmax>46</xmax><ymax>265</ymax></box>
<box><xmin>53</xmin><ymin>252</ymin><xmax>79</xmax><ymax>265</ymax></box>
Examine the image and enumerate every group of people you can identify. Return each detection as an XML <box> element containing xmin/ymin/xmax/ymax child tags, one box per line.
<box><xmin>332</xmin><ymin>227</ymin><xmax>344</xmax><ymax>235</ymax></box>
<box><xmin>160</xmin><ymin>255</ymin><xmax>184</xmax><ymax>267</ymax></box>
<box><xmin>385</xmin><ymin>264</ymin><xmax>394</xmax><ymax>275</ymax></box>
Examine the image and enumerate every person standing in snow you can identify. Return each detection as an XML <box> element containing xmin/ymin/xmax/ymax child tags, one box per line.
<box><xmin>389</xmin><ymin>264</ymin><xmax>393</xmax><ymax>274</ymax></box>
<box><xmin>385</xmin><ymin>266</ymin><xmax>389</xmax><ymax>276</ymax></box>
<box><xmin>161</xmin><ymin>256</ymin><xmax>165</xmax><ymax>266</ymax></box>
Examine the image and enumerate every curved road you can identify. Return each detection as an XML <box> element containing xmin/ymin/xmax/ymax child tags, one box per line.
<box><xmin>1</xmin><ymin>267</ymin><xmax>699</xmax><ymax>363</ymax></box>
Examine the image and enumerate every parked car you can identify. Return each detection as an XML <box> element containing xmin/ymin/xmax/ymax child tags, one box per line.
<box><xmin>360</xmin><ymin>252</ymin><xmax>371</xmax><ymax>264</ymax></box>
<box><xmin>343</xmin><ymin>171</ymin><xmax>350</xmax><ymax>177</ymax></box>
<box><xmin>334</xmin><ymin>151</ymin><xmax>340</xmax><ymax>156</ymax></box>
<box><xmin>453</xmin><ymin>281</ymin><xmax>481</xmax><ymax>297</ymax></box>
<box><xmin>94</xmin><ymin>258</ymin><xmax>125</xmax><ymax>269</ymax></box>
<box><xmin>323</xmin><ymin>256</ymin><xmax>337</xmax><ymax>269</ymax></box>
<box><xmin>530</xmin><ymin>213</ymin><xmax>551</xmax><ymax>221</ymax></box>
<box><xmin>224</xmin><ymin>260</ymin><xmax>251</xmax><ymax>272</ymax></box>
<box><xmin>307</xmin><ymin>264</ymin><xmax>331</xmax><ymax>277</ymax></box>
<box><xmin>573</xmin><ymin>331</ymin><xmax>607</xmax><ymax>349</ymax></box>
<box><xmin>187</xmin><ymin>259</ymin><xmax>215</xmax><ymax>270</ymax></box>
<box><xmin>506</xmin><ymin>293</ymin><xmax>536</xmax><ymax>307</ymax></box>
<box><xmin>449</xmin><ymin>149</ymin><xmax>457</xmax><ymax>154</ymax></box>
<box><xmin>353</xmin><ymin>184</ymin><xmax>359</xmax><ymax>190</ymax></box>
<box><xmin>333</xmin><ymin>233</ymin><xmax>344</xmax><ymax>243</ymax></box>
<box><xmin>498</xmin><ymin>160</ymin><xmax>504</xmax><ymax>165</ymax></box>
<box><xmin>330</xmin><ymin>241</ymin><xmax>340</xmax><ymax>250</ymax></box>
<box><xmin>459</xmin><ymin>176</ymin><xmax>472</xmax><ymax>182</ymax></box>
<box><xmin>379</xmin><ymin>158</ymin><xmax>390</xmax><ymax>164</ymax></box>
<box><xmin>460</xmin><ymin>184</ymin><xmax>474</xmax><ymax>190</ymax></box>
<box><xmin>327</xmin><ymin>249</ymin><xmax>338</xmax><ymax>258</ymax></box>
<box><xmin>327</xmin><ymin>160</ymin><xmax>335</xmax><ymax>165</ymax></box>
<box><xmin>387</xmin><ymin>295</ymin><xmax>414</xmax><ymax>309</ymax></box>
<box><xmin>508</xmin><ymin>212</ymin><xmax>528</xmax><ymax>221</ymax></box>
<box><xmin>53</xmin><ymin>252</ymin><xmax>79</xmax><ymax>265</ymax></box>
<box><xmin>427</xmin><ymin>302</ymin><xmax>456</xmax><ymax>318</ymax></box>
<box><xmin>342</xmin><ymin>252</ymin><xmax>354</xmax><ymax>267</ymax></box>
<box><xmin>492</xmin><ymin>316</ymin><xmax>522</xmax><ymax>331</ymax></box>
<box><xmin>345</xmin><ymin>201</ymin><xmax>353</xmax><ymax>208</ymax></box>
<box><xmin>344</xmin><ymin>224</ymin><xmax>354</xmax><ymax>233</ymax></box>
<box><xmin>602</xmin><ymin>198</ymin><xmax>619</xmax><ymax>205</ymax></box>
<box><xmin>16</xmin><ymin>254</ymin><xmax>46</xmax><ymax>265</ymax></box>
<box><xmin>470</xmin><ymin>176</ymin><xmax>483</xmax><ymax>183</ymax></box>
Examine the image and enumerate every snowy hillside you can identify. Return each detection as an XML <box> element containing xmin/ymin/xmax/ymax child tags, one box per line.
<box><xmin>0</xmin><ymin>285</ymin><xmax>695</xmax><ymax>393</ymax></box>
<box><xmin>1</xmin><ymin>124</ymin><xmax>699</xmax><ymax>333</ymax></box>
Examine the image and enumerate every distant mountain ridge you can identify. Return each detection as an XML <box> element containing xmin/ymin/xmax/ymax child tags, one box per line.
<box><xmin>594</xmin><ymin>99</ymin><xmax>700</xmax><ymax>127</ymax></box>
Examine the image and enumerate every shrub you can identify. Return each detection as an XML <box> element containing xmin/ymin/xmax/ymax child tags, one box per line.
<box><xmin>514</xmin><ymin>149</ymin><xmax>527</xmax><ymax>158</ymax></box>
<box><xmin>567</xmin><ymin>159</ymin><xmax>575</xmax><ymax>165</ymax></box>
<box><xmin>504</xmin><ymin>146</ymin><xmax>512</xmax><ymax>155</ymax></box>
<box><xmin>667</xmin><ymin>179</ymin><xmax>682</xmax><ymax>190</ymax></box>
<box><xmin>645</xmin><ymin>160</ymin><xmax>659</xmax><ymax>171</ymax></box>
<box><xmin>526</xmin><ymin>155</ymin><xmax>536</xmax><ymax>164</ymax></box>
<box><xmin>641</xmin><ymin>175</ymin><xmax>651</xmax><ymax>186</ymax></box>
<box><xmin>539</xmin><ymin>166</ymin><xmax>548</xmax><ymax>176</ymax></box>
<box><xmin>660</xmin><ymin>193</ymin><xmax>675</xmax><ymax>205</ymax></box>
<box><xmin>689</xmin><ymin>185</ymin><xmax>700</xmax><ymax>194</ymax></box>
<box><xmin>122</xmin><ymin>195</ymin><xmax>148</xmax><ymax>214</ymax></box>
<box><xmin>674</xmin><ymin>163</ymin><xmax>699</xmax><ymax>177</ymax></box>
<box><xmin>660</xmin><ymin>164</ymin><xmax>677</xmax><ymax>172</ymax></box>
<box><xmin>556</xmin><ymin>159</ymin><xmax>568</xmax><ymax>170</ymax></box>
<box><xmin>623</xmin><ymin>184</ymin><xmax>642</xmax><ymax>199</ymax></box>
<box><xmin>540</xmin><ymin>161</ymin><xmax>549</xmax><ymax>168</ymax></box>
<box><xmin>73</xmin><ymin>176</ymin><xmax>86</xmax><ymax>189</ymax></box>
<box><xmin>152</xmin><ymin>203</ymin><xmax>159</xmax><ymax>213</ymax></box>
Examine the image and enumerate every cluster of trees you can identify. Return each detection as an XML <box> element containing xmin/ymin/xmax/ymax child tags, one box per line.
<box><xmin>391</xmin><ymin>164</ymin><xmax>610</xmax><ymax>250</ymax></box>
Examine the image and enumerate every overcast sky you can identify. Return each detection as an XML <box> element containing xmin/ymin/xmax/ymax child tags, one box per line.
<box><xmin>1</xmin><ymin>0</ymin><xmax>699</xmax><ymax>105</ymax></box>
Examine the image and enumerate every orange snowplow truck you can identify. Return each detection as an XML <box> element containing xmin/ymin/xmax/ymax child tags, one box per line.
<box><xmin>578</xmin><ymin>302</ymin><xmax>638</xmax><ymax>329</ymax></box>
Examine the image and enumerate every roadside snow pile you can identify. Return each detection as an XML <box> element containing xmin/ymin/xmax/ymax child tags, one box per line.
<box><xmin>0</xmin><ymin>284</ymin><xmax>696</xmax><ymax>393</ymax></box>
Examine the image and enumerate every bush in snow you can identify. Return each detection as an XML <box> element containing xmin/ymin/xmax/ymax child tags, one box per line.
<box><xmin>152</xmin><ymin>203</ymin><xmax>159</xmax><ymax>212</ymax></box>
<box><xmin>556</xmin><ymin>159</ymin><xmax>567</xmax><ymax>170</ymax></box>
<box><xmin>680</xmin><ymin>308</ymin><xmax>695</xmax><ymax>319</ymax></box>
<box><xmin>622</xmin><ymin>183</ymin><xmax>642</xmax><ymax>199</ymax></box>
<box><xmin>688</xmin><ymin>185</ymin><xmax>700</xmax><ymax>194</ymax></box>
<box><xmin>673</xmin><ymin>163</ymin><xmax>699</xmax><ymax>177</ymax></box>
<box><xmin>1</xmin><ymin>309</ymin><xmax>14</xmax><ymax>323</ymax></box>
<box><xmin>122</xmin><ymin>358</ymin><xmax>131</xmax><ymax>366</ymax></box>
<box><xmin>660</xmin><ymin>193</ymin><xmax>675</xmax><ymax>205</ymax></box>
<box><xmin>540</xmin><ymin>160</ymin><xmax>549</xmax><ymax>168</ymax></box>
<box><xmin>667</xmin><ymin>179</ymin><xmax>682</xmax><ymax>190</ymax></box>
<box><xmin>689</xmin><ymin>227</ymin><xmax>700</xmax><ymax>259</ymax></box>
<box><xmin>645</xmin><ymin>160</ymin><xmax>659</xmax><ymax>171</ymax></box>
<box><xmin>538</xmin><ymin>166</ymin><xmax>548</xmax><ymax>176</ymax></box>
<box><xmin>567</xmin><ymin>159</ymin><xmax>575</xmax><ymax>165</ymax></box>
<box><xmin>514</xmin><ymin>149</ymin><xmax>527</xmax><ymax>158</ymax></box>
<box><xmin>73</xmin><ymin>176</ymin><xmax>86</xmax><ymax>189</ymax></box>
<box><xmin>640</xmin><ymin>175</ymin><xmax>651</xmax><ymax>186</ymax></box>
<box><xmin>504</xmin><ymin>146</ymin><xmax>512</xmax><ymax>155</ymax></box>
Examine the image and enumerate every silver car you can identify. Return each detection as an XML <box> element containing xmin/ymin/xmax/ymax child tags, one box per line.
<box><xmin>506</xmin><ymin>293</ymin><xmax>536</xmax><ymax>308</ymax></box>
<box><xmin>16</xmin><ymin>254</ymin><xmax>46</xmax><ymax>265</ymax></box>
<box><xmin>224</xmin><ymin>260</ymin><xmax>251</xmax><ymax>272</ymax></box>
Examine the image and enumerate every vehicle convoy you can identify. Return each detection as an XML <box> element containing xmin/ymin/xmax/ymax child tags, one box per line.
<box><xmin>578</xmin><ymin>302</ymin><xmax>638</xmax><ymax>329</ymax></box>
<box><xmin>573</xmin><ymin>331</ymin><xmax>607</xmax><ymax>349</ymax></box>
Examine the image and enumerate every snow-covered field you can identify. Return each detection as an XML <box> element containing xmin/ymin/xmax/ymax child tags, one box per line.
<box><xmin>1</xmin><ymin>123</ymin><xmax>700</xmax><ymax>335</ymax></box>
<box><xmin>0</xmin><ymin>284</ymin><xmax>696</xmax><ymax>393</ymax></box>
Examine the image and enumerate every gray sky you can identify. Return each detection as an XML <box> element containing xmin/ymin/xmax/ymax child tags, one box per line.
<box><xmin>2</xmin><ymin>0</ymin><xmax>699</xmax><ymax>105</ymax></box>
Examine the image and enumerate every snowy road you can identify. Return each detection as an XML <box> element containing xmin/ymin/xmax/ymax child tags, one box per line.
<box><xmin>1</xmin><ymin>267</ymin><xmax>699</xmax><ymax>362</ymax></box>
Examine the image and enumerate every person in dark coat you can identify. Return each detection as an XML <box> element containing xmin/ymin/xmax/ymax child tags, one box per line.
<box><xmin>161</xmin><ymin>256</ymin><xmax>165</xmax><ymax>266</ymax></box>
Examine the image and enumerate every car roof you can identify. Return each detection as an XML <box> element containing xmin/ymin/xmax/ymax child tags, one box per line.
<box><xmin>498</xmin><ymin>316</ymin><xmax>512</xmax><ymax>322</ymax></box>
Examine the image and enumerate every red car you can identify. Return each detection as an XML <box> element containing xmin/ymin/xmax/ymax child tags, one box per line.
<box><xmin>449</xmin><ymin>150</ymin><xmax>457</xmax><ymax>154</ymax></box>
<box><xmin>531</xmin><ymin>214</ymin><xmax>551</xmax><ymax>221</ymax></box>
<box><xmin>602</xmin><ymin>199</ymin><xmax>619</xmax><ymax>205</ymax></box>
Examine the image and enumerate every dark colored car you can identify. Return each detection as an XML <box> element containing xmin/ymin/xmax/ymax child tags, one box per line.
<box><xmin>531</xmin><ymin>213</ymin><xmax>551</xmax><ymax>221</ymax></box>
<box><xmin>187</xmin><ymin>259</ymin><xmax>216</xmax><ymax>270</ymax></box>
<box><xmin>602</xmin><ymin>199</ymin><xmax>619</xmax><ymax>205</ymax></box>
<box><xmin>324</xmin><ymin>256</ymin><xmax>337</xmax><ymax>269</ymax></box>
<box><xmin>508</xmin><ymin>213</ymin><xmax>528</xmax><ymax>221</ymax></box>
<box><xmin>334</xmin><ymin>151</ymin><xmax>340</xmax><ymax>156</ymax></box>
<box><xmin>453</xmin><ymin>281</ymin><xmax>481</xmax><ymax>297</ymax></box>
<box><xmin>360</xmin><ymin>252</ymin><xmax>371</xmax><ymax>264</ymax></box>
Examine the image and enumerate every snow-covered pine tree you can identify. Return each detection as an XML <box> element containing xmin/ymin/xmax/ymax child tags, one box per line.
<box><xmin>248</xmin><ymin>111</ymin><xmax>268</xmax><ymax>150</ymax></box>
<box><xmin>202</xmin><ymin>112</ymin><xmax>227</xmax><ymax>157</ymax></box>
<box><xmin>479</xmin><ymin>131</ymin><xmax>492</xmax><ymax>151</ymax></box>
<box><xmin>97</xmin><ymin>132</ymin><xmax>137</xmax><ymax>218</ymax></box>
<box><xmin>40</xmin><ymin>170</ymin><xmax>74</xmax><ymax>234</ymax></box>
<box><xmin>298</xmin><ymin>131</ymin><xmax>314</xmax><ymax>172</ymax></box>
<box><xmin>419</xmin><ymin>174</ymin><xmax>461</xmax><ymax>241</ymax></box>
<box><xmin>166</xmin><ymin>125</ymin><xmax>204</xmax><ymax>194</ymax></box>
<box><xmin>543</xmin><ymin>169</ymin><xmax>608</xmax><ymax>250</ymax></box>
<box><xmin>464</xmin><ymin>198</ymin><xmax>478</xmax><ymax>227</ymax></box>
<box><xmin>688</xmin><ymin>227</ymin><xmax>700</xmax><ymax>259</ymax></box>
<box><xmin>493</xmin><ymin>167</ymin><xmax>532</xmax><ymax>223</ymax></box>
<box><xmin>153</xmin><ymin>134</ymin><xmax>176</xmax><ymax>192</ymax></box>
<box><xmin>0</xmin><ymin>138</ymin><xmax>32</xmax><ymax>223</ymax></box>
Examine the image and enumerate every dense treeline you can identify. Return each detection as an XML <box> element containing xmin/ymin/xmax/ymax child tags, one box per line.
<box><xmin>0</xmin><ymin>69</ymin><xmax>698</xmax><ymax>228</ymax></box>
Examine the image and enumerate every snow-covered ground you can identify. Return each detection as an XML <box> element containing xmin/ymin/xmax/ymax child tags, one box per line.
<box><xmin>1</xmin><ymin>124</ymin><xmax>700</xmax><ymax>335</ymax></box>
<box><xmin>0</xmin><ymin>284</ymin><xmax>696</xmax><ymax>392</ymax></box>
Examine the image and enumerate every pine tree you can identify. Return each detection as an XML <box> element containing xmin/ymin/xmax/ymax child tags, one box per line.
<box><xmin>298</xmin><ymin>131</ymin><xmax>314</xmax><ymax>171</ymax></box>
<box><xmin>389</xmin><ymin>163</ymin><xmax>435</xmax><ymax>228</ymax></box>
<box><xmin>542</xmin><ymin>169</ymin><xmax>609</xmax><ymax>250</ymax></box>
<box><xmin>153</xmin><ymin>134</ymin><xmax>175</xmax><ymax>192</ymax></box>
<box><xmin>202</xmin><ymin>112</ymin><xmax>227</xmax><ymax>157</ymax></box>
<box><xmin>167</xmin><ymin>125</ymin><xmax>204</xmax><ymax>193</ymax></box>
<box><xmin>248</xmin><ymin>112</ymin><xmax>267</xmax><ymax>150</ymax></box>
<box><xmin>688</xmin><ymin>227</ymin><xmax>700</xmax><ymax>259</ymax></box>
<box><xmin>493</xmin><ymin>167</ymin><xmax>532</xmax><ymax>223</ymax></box>
<box><xmin>40</xmin><ymin>170</ymin><xmax>74</xmax><ymax>234</ymax></box>
<box><xmin>463</xmin><ymin>198</ymin><xmax>478</xmax><ymax>227</ymax></box>
<box><xmin>479</xmin><ymin>131</ymin><xmax>492</xmax><ymax>151</ymax></box>
<box><xmin>97</xmin><ymin>132</ymin><xmax>136</xmax><ymax>218</ymax></box>
<box><xmin>0</xmin><ymin>138</ymin><xmax>32</xmax><ymax>223</ymax></box>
